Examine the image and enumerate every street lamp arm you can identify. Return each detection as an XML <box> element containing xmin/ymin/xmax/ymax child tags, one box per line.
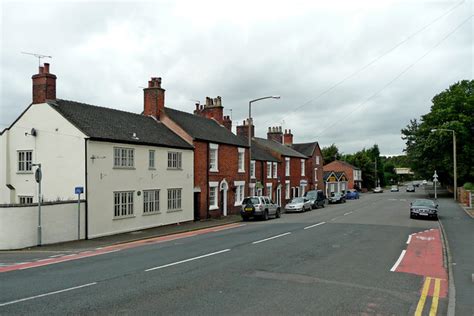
<box><xmin>249</xmin><ymin>96</ymin><xmax>280</xmax><ymax>104</ymax></box>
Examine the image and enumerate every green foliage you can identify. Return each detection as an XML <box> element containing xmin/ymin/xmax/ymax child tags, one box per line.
<box><xmin>321</xmin><ymin>144</ymin><xmax>341</xmax><ymax>164</ymax></box>
<box><xmin>343</xmin><ymin>144</ymin><xmax>382</xmax><ymax>189</ymax></box>
<box><xmin>401</xmin><ymin>80</ymin><xmax>474</xmax><ymax>187</ymax></box>
<box><xmin>464</xmin><ymin>182</ymin><xmax>474</xmax><ymax>191</ymax></box>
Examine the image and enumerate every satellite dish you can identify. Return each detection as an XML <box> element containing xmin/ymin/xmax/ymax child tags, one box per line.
<box><xmin>30</xmin><ymin>128</ymin><xmax>37</xmax><ymax>136</ymax></box>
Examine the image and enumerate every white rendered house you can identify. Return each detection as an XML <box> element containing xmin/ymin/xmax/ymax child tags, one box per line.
<box><xmin>0</xmin><ymin>64</ymin><xmax>194</xmax><ymax>241</ymax></box>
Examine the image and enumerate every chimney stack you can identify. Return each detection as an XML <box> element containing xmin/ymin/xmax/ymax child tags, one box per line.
<box><xmin>236</xmin><ymin>119</ymin><xmax>254</xmax><ymax>138</ymax></box>
<box><xmin>267</xmin><ymin>126</ymin><xmax>283</xmax><ymax>143</ymax></box>
<box><xmin>223</xmin><ymin>115</ymin><xmax>232</xmax><ymax>131</ymax></box>
<box><xmin>32</xmin><ymin>63</ymin><xmax>56</xmax><ymax>104</ymax></box>
<box><xmin>143</xmin><ymin>77</ymin><xmax>165</xmax><ymax>119</ymax></box>
<box><xmin>283</xmin><ymin>129</ymin><xmax>293</xmax><ymax>146</ymax></box>
<box><xmin>194</xmin><ymin>96</ymin><xmax>224</xmax><ymax>124</ymax></box>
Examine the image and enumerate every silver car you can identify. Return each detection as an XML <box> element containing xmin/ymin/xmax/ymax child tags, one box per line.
<box><xmin>241</xmin><ymin>196</ymin><xmax>280</xmax><ymax>221</ymax></box>
<box><xmin>285</xmin><ymin>197</ymin><xmax>312</xmax><ymax>213</ymax></box>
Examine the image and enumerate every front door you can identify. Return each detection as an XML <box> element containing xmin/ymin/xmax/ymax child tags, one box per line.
<box><xmin>276</xmin><ymin>187</ymin><xmax>281</xmax><ymax>206</ymax></box>
<box><xmin>193</xmin><ymin>192</ymin><xmax>200</xmax><ymax>221</ymax></box>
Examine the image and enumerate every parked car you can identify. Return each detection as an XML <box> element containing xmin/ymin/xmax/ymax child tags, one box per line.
<box><xmin>422</xmin><ymin>180</ymin><xmax>427</xmax><ymax>185</ymax></box>
<box><xmin>328</xmin><ymin>192</ymin><xmax>346</xmax><ymax>204</ymax></box>
<box><xmin>304</xmin><ymin>190</ymin><xmax>326</xmax><ymax>208</ymax></box>
<box><xmin>345</xmin><ymin>189</ymin><xmax>360</xmax><ymax>200</ymax></box>
<box><xmin>241</xmin><ymin>196</ymin><xmax>280</xmax><ymax>221</ymax></box>
<box><xmin>390</xmin><ymin>185</ymin><xmax>399</xmax><ymax>192</ymax></box>
<box><xmin>406</xmin><ymin>185</ymin><xmax>415</xmax><ymax>192</ymax></box>
<box><xmin>285</xmin><ymin>197</ymin><xmax>312</xmax><ymax>212</ymax></box>
<box><xmin>410</xmin><ymin>199</ymin><xmax>438</xmax><ymax>220</ymax></box>
<box><xmin>373</xmin><ymin>186</ymin><xmax>383</xmax><ymax>193</ymax></box>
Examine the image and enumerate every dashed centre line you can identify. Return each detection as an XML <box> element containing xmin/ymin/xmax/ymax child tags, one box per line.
<box><xmin>304</xmin><ymin>222</ymin><xmax>326</xmax><ymax>230</ymax></box>
<box><xmin>145</xmin><ymin>249</ymin><xmax>231</xmax><ymax>271</ymax></box>
<box><xmin>252</xmin><ymin>232</ymin><xmax>291</xmax><ymax>244</ymax></box>
<box><xmin>344</xmin><ymin>211</ymin><xmax>353</xmax><ymax>216</ymax></box>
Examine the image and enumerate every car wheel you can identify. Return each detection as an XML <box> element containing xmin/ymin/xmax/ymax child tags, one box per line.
<box><xmin>275</xmin><ymin>208</ymin><xmax>281</xmax><ymax>218</ymax></box>
<box><xmin>262</xmin><ymin>210</ymin><xmax>269</xmax><ymax>221</ymax></box>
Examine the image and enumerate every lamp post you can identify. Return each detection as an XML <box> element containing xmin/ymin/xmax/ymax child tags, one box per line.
<box><xmin>431</xmin><ymin>128</ymin><xmax>457</xmax><ymax>201</ymax></box>
<box><xmin>248</xmin><ymin>96</ymin><xmax>280</xmax><ymax>195</ymax></box>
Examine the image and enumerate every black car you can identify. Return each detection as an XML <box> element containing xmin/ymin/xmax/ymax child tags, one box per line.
<box><xmin>410</xmin><ymin>199</ymin><xmax>438</xmax><ymax>219</ymax></box>
<box><xmin>406</xmin><ymin>185</ymin><xmax>415</xmax><ymax>192</ymax></box>
<box><xmin>304</xmin><ymin>190</ymin><xmax>326</xmax><ymax>209</ymax></box>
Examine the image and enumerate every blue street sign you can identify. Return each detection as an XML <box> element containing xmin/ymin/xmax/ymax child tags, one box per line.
<box><xmin>75</xmin><ymin>187</ymin><xmax>84</xmax><ymax>194</ymax></box>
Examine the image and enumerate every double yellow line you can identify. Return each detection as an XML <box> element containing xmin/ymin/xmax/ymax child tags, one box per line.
<box><xmin>415</xmin><ymin>277</ymin><xmax>441</xmax><ymax>316</ymax></box>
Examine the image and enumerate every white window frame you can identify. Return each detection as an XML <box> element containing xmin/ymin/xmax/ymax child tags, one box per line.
<box><xmin>17</xmin><ymin>150</ymin><xmax>33</xmax><ymax>173</ymax></box>
<box><xmin>114</xmin><ymin>147</ymin><xmax>134</xmax><ymax>168</ymax></box>
<box><xmin>266</xmin><ymin>183</ymin><xmax>273</xmax><ymax>200</ymax></box>
<box><xmin>238</xmin><ymin>148</ymin><xmax>245</xmax><ymax>173</ymax></box>
<box><xmin>167</xmin><ymin>151</ymin><xmax>182</xmax><ymax>169</ymax></box>
<box><xmin>209</xmin><ymin>181</ymin><xmax>219</xmax><ymax>210</ymax></box>
<box><xmin>167</xmin><ymin>188</ymin><xmax>182</xmax><ymax>211</ymax></box>
<box><xmin>301</xmin><ymin>159</ymin><xmax>305</xmax><ymax>176</ymax></box>
<box><xmin>314</xmin><ymin>168</ymin><xmax>318</xmax><ymax>182</ymax></box>
<box><xmin>316</xmin><ymin>155</ymin><xmax>320</xmax><ymax>165</ymax></box>
<box><xmin>285</xmin><ymin>157</ymin><xmax>290</xmax><ymax>176</ymax></box>
<box><xmin>273</xmin><ymin>162</ymin><xmax>277</xmax><ymax>178</ymax></box>
<box><xmin>249</xmin><ymin>183</ymin><xmax>256</xmax><ymax>196</ymax></box>
<box><xmin>250</xmin><ymin>160</ymin><xmax>256</xmax><ymax>179</ymax></box>
<box><xmin>285</xmin><ymin>181</ymin><xmax>290</xmax><ymax>199</ymax></box>
<box><xmin>114</xmin><ymin>191</ymin><xmax>134</xmax><ymax>218</ymax></box>
<box><xmin>267</xmin><ymin>162</ymin><xmax>272</xmax><ymax>179</ymax></box>
<box><xmin>19</xmin><ymin>196</ymin><xmax>33</xmax><ymax>204</ymax></box>
<box><xmin>234</xmin><ymin>181</ymin><xmax>245</xmax><ymax>206</ymax></box>
<box><xmin>143</xmin><ymin>189</ymin><xmax>160</xmax><ymax>214</ymax></box>
<box><xmin>209</xmin><ymin>143</ymin><xmax>219</xmax><ymax>172</ymax></box>
<box><xmin>148</xmin><ymin>150</ymin><xmax>155</xmax><ymax>169</ymax></box>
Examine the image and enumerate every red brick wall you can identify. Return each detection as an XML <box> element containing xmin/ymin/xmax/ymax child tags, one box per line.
<box><xmin>305</xmin><ymin>146</ymin><xmax>324</xmax><ymax>191</ymax></box>
<box><xmin>323</xmin><ymin>161</ymin><xmax>355</xmax><ymax>189</ymax></box>
<box><xmin>194</xmin><ymin>141</ymin><xmax>249</xmax><ymax>219</ymax></box>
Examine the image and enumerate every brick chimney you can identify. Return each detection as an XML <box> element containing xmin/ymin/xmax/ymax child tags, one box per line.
<box><xmin>194</xmin><ymin>96</ymin><xmax>224</xmax><ymax>124</ymax></box>
<box><xmin>32</xmin><ymin>63</ymin><xmax>57</xmax><ymax>104</ymax></box>
<box><xmin>267</xmin><ymin>126</ymin><xmax>283</xmax><ymax>143</ymax></box>
<box><xmin>236</xmin><ymin>119</ymin><xmax>254</xmax><ymax>138</ymax></box>
<box><xmin>144</xmin><ymin>77</ymin><xmax>165</xmax><ymax>119</ymax></box>
<box><xmin>223</xmin><ymin>115</ymin><xmax>232</xmax><ymax>131</ymax></box>
<box><xmin>283</xmin><ymin>129</ymin><xmax>293</xmax><ymax>146</ymax></box>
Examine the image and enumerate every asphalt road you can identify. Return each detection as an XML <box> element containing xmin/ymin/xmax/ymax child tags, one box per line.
<box><xmin>0</xmin><ymin>190</ymin><xmax>447</xmax><ymax>315</ymax></box>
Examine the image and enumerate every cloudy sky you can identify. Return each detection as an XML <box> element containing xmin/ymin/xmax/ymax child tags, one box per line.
<box><xmin>1</xmin><ymin>0</ymin><xmax>472</xmax><ymax>155</ymax></box>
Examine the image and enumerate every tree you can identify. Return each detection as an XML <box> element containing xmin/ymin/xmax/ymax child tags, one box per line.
<box><xmin>321</xmin><ymin>144</ymin><xmax>341</xmax><ymax>164</ymax></box>
<box><xmin>343</xmin><ymin>144</ymin><xmax>382</xmax><ymax>189</ymax></box>
<box><xmin>401</xmin><ymin>80</ymin><xmax>474</xmax><ymax>187</ymax></box>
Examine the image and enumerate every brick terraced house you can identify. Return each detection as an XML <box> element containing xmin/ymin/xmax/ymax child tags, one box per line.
<box><xmin>292</xmin><ymin>141</ymin><xmax>324</xmax><ymax>191</ymax></box>
<box><xmin>323</xmin><ymin>160</ymin><xmax>362</xmax><ymax>191</ymax></box>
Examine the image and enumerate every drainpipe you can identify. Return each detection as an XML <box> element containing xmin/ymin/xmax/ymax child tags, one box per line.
<box><xmin>206</xmin><ymin>143</ymin><xmax>210</xmax><ymax>219</ymax></box>
<box><xmin>84</xmin><ymin>139</ymin><xmax>89</xmax><ymax>239</ymax></box>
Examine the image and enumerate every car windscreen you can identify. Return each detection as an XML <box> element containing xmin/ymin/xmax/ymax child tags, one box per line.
<box><xmin>292</xmin><ymin>197</ymin><xmax>305</xmax><ymax>203</ymax></box>
<box><xmin>412</xmin><ymin>200</ymin><xmax>435</xmax><ymax>207</ymax></box>
<box><xmin>243</xmin><ymin>198</ymin><xmax>259</xmax><ymax>205</ymax></box>
<box><xmin>305</xmin><ymin>191</ymin><xmax>316</xmax><ymax>198</ymax></box>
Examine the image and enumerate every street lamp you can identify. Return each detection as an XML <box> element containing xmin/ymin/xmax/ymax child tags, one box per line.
<box><xmin>248</xmin><ymin>96</ymin><xmax>280</xmax><ymax>195</ymax></box>
<box><xmin>431</xmin><ymin>128</ymin><xmax>457</xmax><ymax>201</ymax></box>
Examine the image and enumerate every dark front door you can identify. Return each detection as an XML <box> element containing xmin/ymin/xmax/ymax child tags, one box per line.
<box><xmin>193</xmin><ymin>192</ymin><xmax>200</xmax><ymax>221</ymax></box>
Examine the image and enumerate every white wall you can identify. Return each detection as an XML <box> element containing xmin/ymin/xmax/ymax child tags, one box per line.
<box><xmin>0</xmin><ymin>202</ymin><xmax>85</xmax><ymax>250</ymax></box>
<box><xmin>0</xmin><ymin>103</ymin><xmax>87</xmax><ymax>204</ymax></box>
<box><xmin>87</xmin><ymin>140</ymin><xmax>194</xmax><ymax>238</ymax></box>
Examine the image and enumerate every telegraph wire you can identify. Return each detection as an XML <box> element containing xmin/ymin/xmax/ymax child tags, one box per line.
<box><xmin>262</xmin><ymin>0</ymin><xmax>466</xmax><ymax>128</ymax></box>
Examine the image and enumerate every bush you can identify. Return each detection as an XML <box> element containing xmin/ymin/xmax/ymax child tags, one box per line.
<box><xmin>464</xmin><ymin>182</ymin><xmax>474</xmax><ymax>191</ymax></box>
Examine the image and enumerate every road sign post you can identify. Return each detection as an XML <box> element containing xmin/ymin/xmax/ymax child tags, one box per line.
<box><xmin>33</xmin><ymin>163</ymin><xmax>42</xmax><ymax>246</ymax></box>
<box><xmin>75</xmin><ymin>187</ymin><xmax>84</xmax><ymax>240</ymax></box>
<box><xmin>433</xmin><ymin>171</ymin><xmax>438</xmax><ymax>200</ymax></box>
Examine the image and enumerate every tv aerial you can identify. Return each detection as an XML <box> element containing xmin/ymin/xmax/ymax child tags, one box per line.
<box><xmin>21</xmin><ymin>52</ymin><xmax>52</xmax><ymax>66</ymax></box>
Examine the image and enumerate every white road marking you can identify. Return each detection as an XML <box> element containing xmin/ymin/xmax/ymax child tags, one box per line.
<box><xmin>252</xmin><ymin>232</ymin><xmax>292</xmax><ymax>244</ymax></box>
<box><xmin>390</xmin><ymin>250</ymin><xmax>406</xmax><ymax>272</ymax></box>
<box><xmin>304</xmin><ymin>222</ymin><xmax>326</xmax><ymax>230</ymax></box>
<box><xmin>388</xmin><ymin>198</ymin><xmax>397</xmax><ymax>201</ymax></box>
<box><xmin>0</xmin><ymin>282</ymin><xmax>97</xmax><ymax>307</ymax></box>
<box><xmin>15</xmin><ymin>262</ymin><xmax>30</xmax><ymax>265</ymax></box>
<box><xmin>330</xmin><ymin>217</ymin><xmax>341</xmax><ymax>221</ymax></box>
<box><xmin>145</xmin><ymin>249</ymin><xmax>231</xmax><ymax>272</ymax></box>
<box><xmin>49</xmin><ymin>254</ymin><xmax>64</xmax><ymax>258</ymax></box>
<box><xmin>344</xmin><ymin>211</ymin><xmax>353</xmax><ymax>216</ymax></box>
<box><xmin>406</xmin><ymin>235</ymin><xmax>412</xmax><ymax>244</ymax></box>
<box><xmin>400</xmin><ymin>199</ymin><xmax>407</xmax><ymax>201</ymax></box>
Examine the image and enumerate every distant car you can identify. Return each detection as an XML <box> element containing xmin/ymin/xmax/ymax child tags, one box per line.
<box><xmin>422</xmin><ymin>180</ymin><xmax>427</xmax><ymax>185</ymax></box>
<box><xmin>390</xmin><ymin>185</ymin><xmax>399</xmax><ymax>192</ymax></box>
<box><xmin>345</xmin><ymin>189</ymin><xmax>360</xmax><ymax>200</ymax></box>
<box><xmin>373</xmin><ymin>186</ymin><xmax>383</xmax><ymax>193</ymax></box>
<box><xmin>285</xmin><ymin>197</ymin><xmax>312</xmax><ymax>212</ymax></box>
<box><xmin>406</xmin><ymin>185</ymin><xmax>415</xmax><ymax>192</ymax></box>
<box><xmin>328</xmin><ymin>192</ymin><xmax>346</xmax><ymax>204</ymax></box>
<box><xmin>410</xmin><ymin>199</ymin><xmax>438</xmax><ymax>219</ymax></box>
<box><xmin>304</xmin><ymin>190</ymin><xmax>326</xmax><ymax>208</ymax></box>
<box><xmin>241</xmin><ymin>196</ymin><xmax>280</xmax><ymax>221</ymax></box>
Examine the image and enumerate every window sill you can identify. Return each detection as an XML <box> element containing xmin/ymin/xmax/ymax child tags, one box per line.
<box><xmin>167</xmin><ymin>168</ymin><xmax>183</xmax><ymax>171</ymax></box>
<box><xmin>209</xmin><ymin>205</ymin><xmax>219</xmax><ymax>211</ymax></box>
<box><xmin>143</xmin><ymin>211</ymin><xmax>161</xmax><ymax>216</ymax></box>
<box><xmin>209</xmin><ymin>169</ymin><xmax>219</xmax><ymax>173</ymax></box>
<box><xmin>234</xmin><ymin>202</ymin><xmax>243</xmax><ymax>207</ymax></box>
<box><xmin>148</xmin><ymin>167</ymin><xmax>156</xmax><ymax>170</ymax></box>
<box><xmin>17</xmin><ymin>171</ymin><xmax>33</xmax><ymax>175</ymax></box>
<box><xmin>166</xmin><ymin>209</ymin><xmax>183</xmax><ymax>213</ymax></box>
<box><xmin>113</xmin><ymin>167</ymin><xmax>136</xmax><ymax>170</ymax></box>
<box><xmin>113</xmin><ymin>215</ymin><xmax>136</xmax><ymax>220</ymax></box>
<box><xmin>238</xmin><ymin>170</ymin><xmax>245</xmax><ymax>173</ymax></box>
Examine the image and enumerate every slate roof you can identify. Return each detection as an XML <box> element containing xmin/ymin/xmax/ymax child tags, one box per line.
<box><xmin>50</xmin><ymin>99</ymin><xmax>193</xmax><ymax>149</ymax></box>
<box><xmin>323</xmin><ymin>171</ymin><xmax>333</xmax><ymax>181</ymax></box>
<box><xmin>253</xmin><ymin>137</ymin><xmax>307</xmax><ymax>158</ymax></box>
<box><xmin>325</xmin><ymin>160</ymin><xmax>360</xmax><ymax>170</ymax></box>
<box><xmin>251</xmin><ymin>141</ymin><xmax>279</xmax><ymax>162</ymax></box>
<box><xmin>292</xmin><ymin>142</ymin><xmax>319</xmax><ymax>157</ymax></box>
<box><xmin>164</xmin><ymin>107</ymin><xmax>248</xmax><ymax>147</ymax></box>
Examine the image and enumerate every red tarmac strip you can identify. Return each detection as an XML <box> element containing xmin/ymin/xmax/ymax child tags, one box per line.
<box><xmin>0</xmin><ymin>223</ymin><xmax>245</xmax><ymax>273</ymax></box>
<box><xmin>393</xmin><ymin>229</ymin><xmax>448</xmax><ymax>297</ymax></box>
